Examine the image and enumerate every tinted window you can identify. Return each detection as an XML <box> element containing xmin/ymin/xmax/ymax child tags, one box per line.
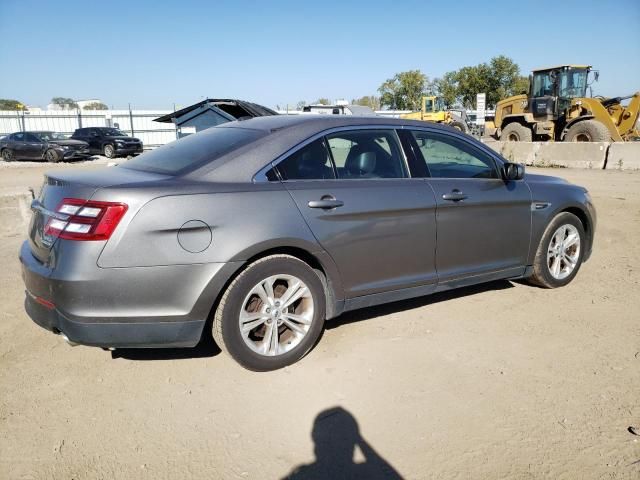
<box><xmin>13</xmin><ymin>133</ymin><xmax>25</xmax><ymax>141</ymax></box>
<box><xmin>411</xmin><ymin>131</ymin><xmax>498</xmax><ymax>179</ymax></box>
<box><xmin>276</xmin><ymin>138</ymin><xmax>335</xmax><ymax>180</ymax></box>
<box><xmin>122</xmin><ymin>126</ymin><xmax>266</xmax><ymax>175</ymax></box>
<box><xmin>24</xmin><ymin>133</ymin><xmax>41</xmax><ymax>142</ymax></box>
<box><xmin>326</xmin><ymin>130</ymin><xmax>407</xmax><ymax>179</ymax></box>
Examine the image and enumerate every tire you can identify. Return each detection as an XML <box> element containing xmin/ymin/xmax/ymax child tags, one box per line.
<box><xmin>103</xmin><ymin>144</ymin><xmax>115</xmax><ymax>158</ymax></box>
<box><xmin>212</xmin><ymin>255</ymin><xmax>326</xmax><ymax>371</ymax></box>
<box><xmin>564</xmin><ymin>119</ymin><xmax>610</xmax><ymax>142</ymax></box>
<box><xmin>450</xmin><ymin>121</ymin><xmax>468</xmax><ymax>134</ymax></box>
<box><xmin>501</xmin><ymin>122</ymin><xmax>532</xmax><ymax>141</ymax></box>
<box><xmin>45</xmin><ymin>149</ymin><xmax>60</xmax><ymax>163</ymax></box>
<box><xmin>527</xmin><ymin>212</ymin><xmax>586</xmax><ymax>288</ymax></box>
<box><xmin>1</xmin><ymin>148</ymin><xmax>13</xmax><ymax>162</ymax></box>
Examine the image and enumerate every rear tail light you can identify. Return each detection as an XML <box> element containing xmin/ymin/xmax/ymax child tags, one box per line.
<box><xmin>44</xmin><ymin>198</ymin><xmax>128</xmax><ymax>241</ymax></box>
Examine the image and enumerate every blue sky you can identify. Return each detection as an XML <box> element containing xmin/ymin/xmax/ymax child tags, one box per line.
<box><xmin>1</xmin><ymin>0</ymin><xmax>638</xmax><ymax>109</ymax></box>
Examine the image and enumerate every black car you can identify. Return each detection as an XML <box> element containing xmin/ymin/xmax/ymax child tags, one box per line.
<box><xmin>71</xmin><ymin>127</ymin><xmax>143</xmax><ymax>158</ymax></box>
<box><xmin>0</xmin><ymin>131</ymin><xmax>90</xmax><ymax>163</ymax></box>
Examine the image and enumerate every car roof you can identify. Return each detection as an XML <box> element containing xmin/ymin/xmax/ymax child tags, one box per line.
<box><xmin>191</xmin><ymin>115</ymin><xmax>475</xmax><ymax>182</ymax></box>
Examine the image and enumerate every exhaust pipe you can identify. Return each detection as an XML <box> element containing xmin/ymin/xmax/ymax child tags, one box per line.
<box><xmin>60</xmin><ymin>332</ymin><xmax>79</xmax><ymax>347</ymax></box>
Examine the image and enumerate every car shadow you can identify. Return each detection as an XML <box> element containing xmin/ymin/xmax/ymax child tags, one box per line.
<box><xmin>327</xmin><ymin>279</ymin><xmax>514</xmax><ymax>329</ymax></box>
<box><xmin>111</xmin><ymin>334</ymin><xmax>221</xmax><ymax>361</ymax></box>
<box><xmin>111</xmin><ymin>280</ymin><xmax>513</xmax><ymax>361</ymax></box>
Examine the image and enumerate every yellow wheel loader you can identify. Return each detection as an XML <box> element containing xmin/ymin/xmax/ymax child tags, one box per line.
<box><xmin>495</xmin><ymin>65</ymin><xmax>639</xmax><ymax>142</ymax></box>
<box><xmin>400</xmin><ymin>96</ymin><xmax>470</xmax><ymax>133</ymax></box>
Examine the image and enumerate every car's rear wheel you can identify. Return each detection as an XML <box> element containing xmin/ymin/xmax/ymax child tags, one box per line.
<box><xmin>528</xmin><ymin>212</ymin><xmax>585</xmax><ymax>288</ymax></box>
<box><xmin>103</xmin><ymin>144</ymin><xmax>115</xmax><ymax>158</ymax></box>
<box><xmin>45</xmin><ymin>149</ymin><xmax>60</xmax><ymax>163</ymax></box>
<box><xmin>212</xmin><ymin>255</ymin><xmax>326</xmax><ymax>371</ymax></box>
<box><xmin>1</xmin><ymin>148</ymin><xmax>14</xmax><ymax>161</ymax></box>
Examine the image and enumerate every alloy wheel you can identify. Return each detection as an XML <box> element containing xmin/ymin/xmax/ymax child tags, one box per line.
<box><xmin>239</xmin><ymin>274</ymin><xmax>314</xmax><ymax>356</ymax></box>
<box><xmin>546</xmin><ymin>224</ymin><xmax>581</xmax><ymax>280</ymax></box>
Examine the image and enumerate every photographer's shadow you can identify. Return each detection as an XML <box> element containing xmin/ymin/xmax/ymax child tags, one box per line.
<box><xmin>284</xmin><ymin>407</ymin><xmax>402</xmax><ymax>480</ymax></box>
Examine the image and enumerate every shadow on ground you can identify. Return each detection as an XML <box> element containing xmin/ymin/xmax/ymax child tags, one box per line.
<box><xmin>283</xmin><ymin>406</ymin><xmax>403</xmax><ymax>479</ymax></box>
<box><xmin>111</xmin><ymin>280</ymin><xmax>514</xmax><ymax>361</ymax></box>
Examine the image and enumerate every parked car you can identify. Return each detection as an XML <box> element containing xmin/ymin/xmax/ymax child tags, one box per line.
<box><xmin>0</xmin><ymin>131</ymin><xmax>90</xmax><ymax>162</ymax></box>
<box><xmin>20</xmin><ymin>116</ymin><xmax>596</xmax><ymax>371</ymax></box>
<box><xmin>71</xmin><ymin>127</ymin><xmax>143</xmax><ymax>158</ymax></box>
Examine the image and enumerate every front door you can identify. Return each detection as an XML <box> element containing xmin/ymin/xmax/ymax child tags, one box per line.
<box><xmin>409</xmin><ymin>129</ymin><xmax>531</xmax><ymax>282</ymax></box>
<box><xmin>273</xmin><ymin>129</ymin><xmax>438</xmax><ymax>299</ymax></box>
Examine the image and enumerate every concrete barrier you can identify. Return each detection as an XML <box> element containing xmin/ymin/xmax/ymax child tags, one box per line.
<box><xmin>0</xmin><ymin>192</ymin><xmax>32</xmax><ymax>237</ymax></box>
<box><xmin>605</xmin><ymin>142</ymin><xmax>640</xmax><ymax>170</ymax></box>
<box><xmin>482</xmin><ymin>140</ymin><xmax>610</xmax><ymax>169</ymax></box>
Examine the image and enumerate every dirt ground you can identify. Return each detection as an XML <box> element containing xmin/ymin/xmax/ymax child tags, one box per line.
<box><xmin>0</xmin><ymin>161</ymin><xmax>639</xmax><ymax>479</ymax></box>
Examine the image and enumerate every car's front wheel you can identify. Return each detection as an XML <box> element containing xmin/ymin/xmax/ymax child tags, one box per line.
<box><xmin>528</xmin><ymin>212</ymin><xmax>585</xmax><ymax>288</ymax></box>
<box><xmin>212</xmin><ymin>255</ymin><xmax>326</xmax><ymax>371</ymax></box>
<box><xmin>103</xmin><ymin>144</ymin><xmax>115</xmax><ymax>158</ymax></box>
<box><xmin>45</xmin><ymin>149</ymin><xmax>60</xmax><ymax>163</ymax></box>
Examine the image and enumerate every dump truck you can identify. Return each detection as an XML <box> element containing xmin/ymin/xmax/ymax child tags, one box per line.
<box><xmin>495</xmin><ymin>65</ymin><xmax>639</xmax><ymax>142</ymax></box>
<box><xmin>400</xmin><ymin>96</ymin><xmax>470</xmax><ymax>133</ymax></box>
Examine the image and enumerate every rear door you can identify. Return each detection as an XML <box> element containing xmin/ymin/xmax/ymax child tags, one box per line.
<box><xmin>271</xmin><ymin>128</ymin><xmax>438</xmax><ymax>299</ymax></box>
<box><xmin>409</xmin><ymin>129</ymin><xmax>531</xmax><ymax>281</ymax></box>
<box><xmin>10</xmin><ymin>132</ymin><xmax>28</xmax><ymax>159</ymax></box>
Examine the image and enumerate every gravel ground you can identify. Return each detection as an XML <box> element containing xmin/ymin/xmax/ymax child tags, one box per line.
<box><xmin>0</xmin><ymin>164</ymin><xmax>639</xmax><ymax>479</ymax></box>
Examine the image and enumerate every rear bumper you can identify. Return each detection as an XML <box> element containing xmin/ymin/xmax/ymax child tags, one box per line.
<box><xmin>25</xmin><ymin>292</ymin><xmax>203</xmax><ymax>347</ymax></box>
<box><xmin>19</xmin><ymin>241</ymin><xmax>240</xmax><ymax>348</ymax></box>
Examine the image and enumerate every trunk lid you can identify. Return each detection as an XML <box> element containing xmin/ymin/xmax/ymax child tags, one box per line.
<box><xmin>28</xmin><ymin>166</ymin><xmax>170</xmax><ymax>265</ymax></box>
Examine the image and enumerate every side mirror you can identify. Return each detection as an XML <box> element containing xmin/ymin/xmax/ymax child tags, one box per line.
<box><xmin>503</xmin><ymin>162</ymin><xmax>525</xmax><ymax>181</ymax></box>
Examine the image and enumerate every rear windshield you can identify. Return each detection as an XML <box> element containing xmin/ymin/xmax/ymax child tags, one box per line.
<box><xmin>121</xmin><ymin>126</ymin><xmax>266</xmax><ymax>175</ymax></box>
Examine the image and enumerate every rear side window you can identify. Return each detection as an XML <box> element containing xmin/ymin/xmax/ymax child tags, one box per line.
<box><xmin>410</xmin><ymin>131</ymin><xmax>498</xmax><ymax>179</ymax></box>
<box><xmin>276</xmin><ymin>138</ymin><xmax>335</xmax><ymax>180</ymax></box>
<box><xmin>326</xmin><ymin>129</ymin><xmax>407</xmax><ymax>179</ymax></box>
<box><xmin>122</xmin><ymin>126</ymin><xmax>266</xmax><ymax>175</ymax></box>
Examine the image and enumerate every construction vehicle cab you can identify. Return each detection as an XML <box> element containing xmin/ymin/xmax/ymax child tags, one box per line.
<box><xmin>495</xmin><ymin>65</ymin><xmax>639</xmax><ymax>142</ymax></box>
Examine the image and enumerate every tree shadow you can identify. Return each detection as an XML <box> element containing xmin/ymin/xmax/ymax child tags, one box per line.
<box><xmin>283</xmin><ymin>407</ymin><xmax>403</xmax><ymax>480</ymax></box>
<box><xmin>110</xmin><ymin>333</ymin><xmax>220</xmax><ymax>361</ymax></box>
<box><xmin>328</xmin><ymin>279</ymin><xmax>514</xmax><ymax>329</ymax></box>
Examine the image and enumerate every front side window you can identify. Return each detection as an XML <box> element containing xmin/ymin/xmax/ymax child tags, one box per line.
<box><xmin>12</xmin><ymin>133</ymin><xmax>25</xmax><ymax>141</ymax></box>
<box><xmin>326</xmin><ymin>129</ymin><xmax>407</xmax><ymax>179</ymax></box>
<box><xmin>411</xmin><ymin>131</ymin><xmax>498</xmax><ymax>179</ymax></box>
<box><xmin>275</xmin><ymin>138</ymin><xmax>335</xmax><ymax>180</ymax></box>
<box><xmin>558</xmin><ymin>70</ymin><xmax>588</xmax><ymax>98</ymax></box>
<box><xmin>24</xmin><ymin>133</ymin><xmax>41</xmax><ymax>142</ymax></box>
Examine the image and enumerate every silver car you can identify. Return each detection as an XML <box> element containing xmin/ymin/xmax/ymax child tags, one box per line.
<box><xmin>20</xmin><ymin>116</ymin><xmax>596</xmax><ymax>371</ymax></box>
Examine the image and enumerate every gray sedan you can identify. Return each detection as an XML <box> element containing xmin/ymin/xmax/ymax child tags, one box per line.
<box><xmin>20</xmin><ymin>116</ymin><xmax>596</xmax><ymax>371</ymax></box>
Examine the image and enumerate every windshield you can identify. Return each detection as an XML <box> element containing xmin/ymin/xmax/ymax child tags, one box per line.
<box><xmin>101</xmin><ymin>128</ymin><xmax>127</xmax><ymax>137</ymax></box>
<box><xmin>558</xmin><ymin>70</ymin><xmax>588</xmax><ymax>98</ymax></box>
<box><xmin>35</xmin><ymin>132</ymin><xmax>67</xmax><ymax>141</ymax></box>
<box><xmin>121</xmin><ymin>126</ymin><xmax>267</xmax><ymax>175</ymax></box>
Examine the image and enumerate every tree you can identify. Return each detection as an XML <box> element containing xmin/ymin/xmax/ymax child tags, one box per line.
<box><xmin>432</xmin><ymin>72</ymin><xmax>458</xmax><ymax>108</ymax></box>
<box><xmin>447</xmin><ymin>56</ymin><xmax>527</xmax><ymax>108</ymax></box>
<box><xmin>351</xmin><ymin>95</ymin><xmax>380</xmax><ymax>110</ymax></box>
<box><xmin>315</xmin><ymin>98</ymin><xmax>330</xmax><ymax>105</ymax></box>
<box><xmin>296</xmin><ymin>100</ymin><xmax>307</xmax><ymax>110</ymax></box>
<box><xmin>0</xmin><ymin>99</ymin><xmax>24</xmax><ymax>110</ymax></box>
<box><xmin>51</xmin><ymin>97</ymin><xmax>79</xmax><ymax>110</ymax></box>
<box><xmin>378</xmin><ymin>70</ymin><xmax>427</xmax><ymax>110</ymax></box>
<box><xmin>83</xmin><ymin>102</ymin><xmax>108</xmax><ymax>110</ymax></box>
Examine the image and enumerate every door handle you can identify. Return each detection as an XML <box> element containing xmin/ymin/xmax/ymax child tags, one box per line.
<box><xmin>442</xmin><ymin>191</ymin><xmax>468</xmax><ymax>202</ymax></box>
<box><xmin>308</xmin><ymin>196</ymin><xmax>344</xmax><ymax>209</ymax></box>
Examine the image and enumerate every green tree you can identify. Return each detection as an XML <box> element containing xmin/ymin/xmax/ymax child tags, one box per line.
<box><xmin>51</xmin><ymin>97</ymin><xmax>79</xmax><ymax>110</ymax></box>
<box><xmin>82</xmin><ymin>102</ymin><xmax>108</xmax><ymax>110</ymax></box>
<box><xmin>432</xmin><ymin>72</ymin><xmax>458</xmax><ymax>108</ymax></box>
<box><xmin>513</xmin><ymin>75</ymin><xmax>530</xmax><ymax>95</ymax></box>
<box><xmin>351</xmin><ymin>95</ymin><xmax>380</xmax><ymax>110</ymax></box>
<box><xmin>315</xmin><ymin>98</ymin><xmax>330</xmax><ymax>105</ymax></box>
<box><xmin>378</xmin><ymin>70</ymin><xmax>427</xmax><ymax>110</ymax></box>
<box><xmin>0</xmin><ymin>99</ymin><xmax>24</xmax><ymax>110</ymax></box>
